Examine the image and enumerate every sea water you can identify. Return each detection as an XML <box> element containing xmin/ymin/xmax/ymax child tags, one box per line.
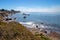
<box><xmin>10</xmin><ymin>12</ymin><xmax>60</xmax><ymax>33</ymax></box>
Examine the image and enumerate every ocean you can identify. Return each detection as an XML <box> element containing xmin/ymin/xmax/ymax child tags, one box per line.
<box><xmin>10</xmin><ymin>12</ymin><xmax>60</xmax><ymax>33</ymax></box>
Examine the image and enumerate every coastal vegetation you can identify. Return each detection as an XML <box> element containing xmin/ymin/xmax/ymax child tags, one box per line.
<box><xmin>0</xmin><ymin>9</ymin><xmax>51</xmax><ymax>40</ymax></box>
<box><xmin>0</xmin><ymin>9</ymin><xmax>20</xmax><ymax>17</ymax></box>
<box><xmin>0</xmin><ymin>21</ymin><xmax>40</xmax><ymax>40</ymax></box>
<box><xmin>0</xmin><ymin>9</ymin><xmax>20</xmax><ymax>21</ymax></box>
<box><xmin>0</xmin><ymin>21</ymin><xmax>51</xmax><ymax>40</ymax></box>
<box><xmin>35</xmin><ymin>33</ymin><xmax>51</xmax><ymax>40</ymax></box>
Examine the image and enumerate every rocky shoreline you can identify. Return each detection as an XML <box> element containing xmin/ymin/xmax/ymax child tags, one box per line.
<box><xmin>27</xmin><ymin>28</ymin><xmax>60</xmax><ymax>40</ymax></box>
<box><xmin>19</xmin><ymin>22</ymin><xmax>60</xmax><ymax>40</ymax></box>
<box><xmin>0</xmin><ymin>9</ymin><xmax>60</xmax><ymax>40</ymax></box>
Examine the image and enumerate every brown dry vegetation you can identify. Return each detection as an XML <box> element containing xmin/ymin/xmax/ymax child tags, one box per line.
<box><xmin>0</xmin><ymin>9</ymin><xmax>51</xmax><ymax>40</ymax></box>
<box><xmin>0</xmin><ymin>21</ymin><xmax>41</xmax><ymax>40</ymax></box>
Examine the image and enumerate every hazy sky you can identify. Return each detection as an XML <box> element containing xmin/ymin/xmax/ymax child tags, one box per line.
<box><xmin>0</xmin><ymin>0</ymin><xmax>60</xmax><ymax>12</ymax></box>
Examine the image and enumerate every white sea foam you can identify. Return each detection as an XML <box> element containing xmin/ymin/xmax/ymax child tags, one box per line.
<box><xmin>19</xmin><ymin>22</ymin><xmax>46</xmax><ymax>28</ymax></box>
<box><xmin>19</xmin><ymin>22</ymin><xmax>36</xmax><ymax>28</ymax></box>
<box><xmin>19</xmin><ymin>22</ymin><xmax>59</xmax><ymax>29</ymax></box>
<box><xmin>19</xmin><ymin>22</ymin><xmax>33</xmax><ymax>25</ymax></box>
<box><xmin>40</xmin><ymin>25</ymin><xmax>45</xmax><ymax>28</ymax></box>
<box><xmin>19</xmin><ymin>22</ymin><xmax>60</xmax><ymax>33</ymax></box>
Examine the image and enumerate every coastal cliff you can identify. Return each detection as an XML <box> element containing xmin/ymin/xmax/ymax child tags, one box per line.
<box><xmin>0</xmin><ymin>21</ymin><xmax>51</xmax><ymax>40</ymax></box>
<box><xmin>0</xmin><ymin>21</ymin><xmax>39</xmax><ymax>40</ymax></box>
<box><xmin>0</xmin><ymin>9</ymin><xmax>51</xmax><ymax>40</ymax></box>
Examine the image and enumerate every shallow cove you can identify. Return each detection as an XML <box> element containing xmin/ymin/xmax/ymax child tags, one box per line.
<box><xmin>10</xmin><ymin>12</ymin><xmax>60</xmax><ymax>33</ymax></box>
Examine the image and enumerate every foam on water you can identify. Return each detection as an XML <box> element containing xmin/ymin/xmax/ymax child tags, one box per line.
<box><xmin>10</xmin><ymin>12</ymin><xmax>60</xmax><ymax>33</ymax></box>
<box><xmin>19</xmin><ymin>22</ymin><xmax>49</xmax><ymax>29</ymax></box>
<box><xmin>19</xmin><ymin>22</ymin><xmax>35</xmax><ymax>28</ymax></box>
<box><xmin>19</xmin><ymin>21</ymin><xmax>60</xmax><ymax>33</ymax></box>
<box><xmin>19</xmin><ymin>22</ymin><xmax>33</xmax><ymax>25</ymax></box>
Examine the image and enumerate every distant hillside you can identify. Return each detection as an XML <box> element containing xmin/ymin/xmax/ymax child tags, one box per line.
<box><xmin>0</xmin><ymin>9</ymin><xmax>20</xmax><ymax>17</ymax></box>
<box><xmin>0</xmin><ymin>21</ymin><xmax>41</xmax><ymax>40</ymax></box>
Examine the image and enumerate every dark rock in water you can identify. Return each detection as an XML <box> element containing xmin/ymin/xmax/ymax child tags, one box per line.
<box><xmin>40</xmin><ymin>29</ymin><xmax>51</xmax><ymax>35</ymax></box>
<box><xmin>36</xmin><ymin>25</ymin><xmax>38</xmax><ymax>28</ymax></box>
<box><xmin>22</xmin><ymin>13</ymin><xmax>30</xmax><ymax>16</ymax></box>
<box><xmin>44</xmin><ymin>31</ymin><xmax>47</xmax><ymax>34</ymax></box>
<box><xmin>6</xmin><ymin>18</ymin><xmax>12</xmax><ymax>21</ymax></box>
<box><xmin>23</xmin><ymin>16</ymin><xmax>27</xmax><ymax>19</ymax></box>
<box><xmin>14</xmin><ymin>18</ymin><xmax>16</xmax><ymax>20</ymax></box>
<box><xmin>41</xmin><ymin>23</ymin><xmax>44</xmax><ymax>24</ymax></box>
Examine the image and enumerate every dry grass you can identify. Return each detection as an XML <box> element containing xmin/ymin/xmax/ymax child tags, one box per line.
<box><xmin>0</xmin><ymin>21</ymin><xmax>41</xmax><ymax>40</ymax></box>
